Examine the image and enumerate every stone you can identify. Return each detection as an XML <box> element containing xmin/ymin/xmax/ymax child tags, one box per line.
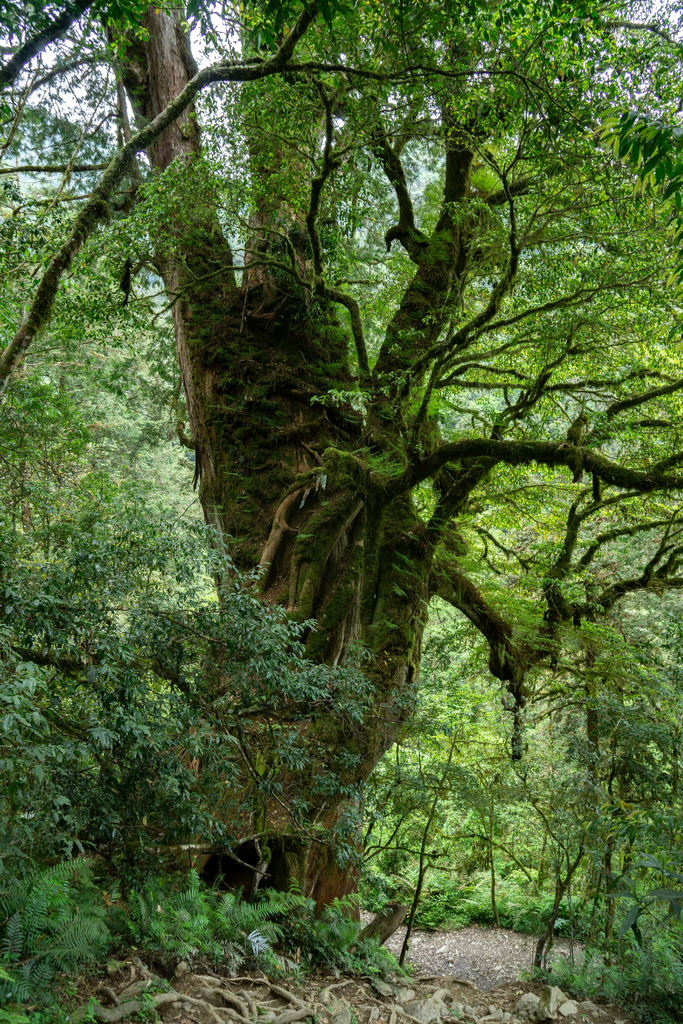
<box><xmin>432</xmin><ymin>989</ymin><xmax>453</xmax><ymax>1004</ymax></box>
<box><xmin>394</xmin><ymin>988</ymin><xmax>417</xmax><ymax>1004</ymax></box>
<box><xmin>174</xmin><ymin>960</ymin><xmax>189</xmax><ymax>978</ymax></box>
<box><xmin>437</xmin><ymin>944</ymin><xmax>449</xmax><ymax>954</ymax></box>
<box><xmin>403</xmin><ymin>995</ymin><xmax>450</xmax><ymax>1023</ymax></box>
<box><xmin>536</xmin><ymin>987</ymin><xmax>566</xmax><ymax>1020</ymax></box>
<box><xmin>369</xmin><ymin>1009</ymin><xmax>380</xmax><ymax>1023</ymax></box>
<box><xmin>514</xmin><ymin>993</ymin><xmax>540</xmax><ymax>1017</ymax></box>
<box><xmin>577</xmin><ymin>1003</ymin><xmax>599</xmax><ymax>1014</ymax></box>
<box><xmin>558</xmin><ymin>1003</ymin><xmax>578</xmax><ymax>1017</ymax></box>
<box><xmin>331</xmin><ymin>1009</ymin><xmax>351</xmax><ymax>1024</ymax></box>
<box><xmin>372</xmin><ymin>980</ymin><xmax>395</xmax><ymax>998</ymax></box>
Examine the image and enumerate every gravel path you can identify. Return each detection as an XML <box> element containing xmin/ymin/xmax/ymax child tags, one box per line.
<box><xmin>379</xmin><ymin>922</ymin><xmax>578</xmax><ymax>991</ymax></box>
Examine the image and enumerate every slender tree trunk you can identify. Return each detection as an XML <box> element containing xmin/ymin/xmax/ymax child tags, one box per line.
<box><xmin>533</xmin><ymin>845</ymin><xmax>584</xmax><ymax>969</ymax></box>
<box><xmin>399</xmin><ymin>737</ymin><xmax>456</xmax><ymax>965</ymax></box>
<box><xmin>489</xmin><ymin>797</ymin><xmax>500</xmax><ymax>928</ymax></box>
<box><xmin>536</xmin><ymin>832</ymin><xmax>547</xmax><ymax>891</ymax></box>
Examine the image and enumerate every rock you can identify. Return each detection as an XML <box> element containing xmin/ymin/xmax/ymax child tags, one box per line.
<box><xmin>577</xmin><ymin>1003</ymin><xmax>599</xmax><ymax>1014</ymax></box>
<box><xmin>432</xmin><ymin>989</ymin><xmax>453</xmax><ymax>1004</ymax></box>
<box><xmin>394</xmin><ymin>988</ymin><xmax>417</xmax><ymax>1004</ymax></box>
<box><xmin>372</xmin><ymin>980</ymin><xmax>395</xmax><ymax>998</ymax></box>
<box><xmin>536</xmin><ymin>987</ymin><xmax>566</xmax><ymax>1020</ymax></box>
<box><xmin>174</xmin><ymin>960</ymin><xmax>189</xmax><ymax>977</ymax></box>
<box><xmin>558</xmin><ymin>1003</ymin><xmax>578</xmax><ymax>1018</ymax></box>
<box><xmin>331</xmin><ymin>1009</ymin><xmax>351</xmax><ymax>1024</ymax></box>
<box><xmin>403</xmin><ymin>995</ymin><xmax>450</xmax><ymax>1023</ymax></box>
<box><xmin>514</xmin><ymin>993</ymin><xmax>540</xmax><ymax>1017</ymax></box>
<box><xmin>481</xmin><ymin>1010</ymin><xmax>505</xmax><ymax>1022</ymax></box>
<box><xmin>436</xmin><ymin>944</ymin><xmax>449</xmax><ymax>954</ymax></box>
<box><xmin>369</xmin><ymin>1009</ymin><xmax>380</xmax><ymax>1023</ymax></box>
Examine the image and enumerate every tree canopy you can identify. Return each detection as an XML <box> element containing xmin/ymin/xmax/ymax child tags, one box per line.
<box><xmin>3</xmin><ymin>0</ymin><xmax>683</xmax><ymax>913</ymax></box>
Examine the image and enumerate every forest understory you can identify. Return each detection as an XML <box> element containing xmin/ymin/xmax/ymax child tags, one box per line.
<box><xmin>71</xmin><ymin>950</ymin><xmax>632</xmax><ymax>1024</ymax></box>
<box><xmin>4</xmin><ymin>0</ymin><xmax>683</xmax><ymax>1022</ymax></box>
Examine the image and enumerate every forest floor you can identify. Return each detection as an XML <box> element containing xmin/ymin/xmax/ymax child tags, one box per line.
<box><xmin>74</xmin><ymin>953</ymin><xmax>635</xmax><ymax>1024</ymax></box>
<box><xmin>379</xmin><ymin>921</ymin><xmax>578</xmax><ymax>990</ymax></box>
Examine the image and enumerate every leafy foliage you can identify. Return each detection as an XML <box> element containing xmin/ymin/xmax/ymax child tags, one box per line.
<box><xmin>0</xmin><ymin>861</ymin><xmax>109</xmax><ymax>1005</ymax></box>
<box><xmin>111</xmin><ymin>869</ymin><xmax>289</xmax><ymax>972</ymax></box>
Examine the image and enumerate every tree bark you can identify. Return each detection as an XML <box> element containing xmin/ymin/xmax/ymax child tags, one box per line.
<box><xmin>117</xmin><ymin>8</ymin><xmax>434</xmax><ymax>907</ymax></box>
<box><xmin>358</xmin><ymin>904</ymin><xmax>409</xmax><ymax>945</ymax></box>
<box><xmin>533</xmin><ymin>845</ymin><xmax>584</xmax><ymax>969</ymax></box>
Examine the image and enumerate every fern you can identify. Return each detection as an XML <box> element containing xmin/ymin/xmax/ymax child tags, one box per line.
<box><xmin>0</xmin><ymin>860</ymin><xmax>110</xmax><ymax>1004</ymax></box>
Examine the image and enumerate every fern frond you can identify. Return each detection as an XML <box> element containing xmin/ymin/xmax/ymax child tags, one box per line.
<box><xmin>2</xmin><ymin>913</ymin><xmax>24</xmax><ymax>959</ymax></box>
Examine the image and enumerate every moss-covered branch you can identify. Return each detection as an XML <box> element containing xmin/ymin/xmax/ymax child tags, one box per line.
<box><xmin>0</xmin><ymin>161</ymin><xmax>109</xmax><ymax>175</ymax></box>
<box><xmin>383</xmin><ymin>437</ymin><xmax>683</xmax><ymax>502</ymax></box>
<box><xmin>606</xmin><ymin>375</ymin><xmax>683</xmax><ymax>418</ymax></box>
<box><xmin>0</xmin><ymin>3</ymin><xmax>318</xmax><ymax>396</ymax></box>
<box><xmin>0</xmin><ymin>0</ymin><xmax>92</xmax><ymax>90</ymax></box>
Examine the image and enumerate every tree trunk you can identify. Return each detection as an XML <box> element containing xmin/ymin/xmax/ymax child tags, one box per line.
<box><xmin>533</xmin><ymin>846</ymin><xmax>583</xmax><ymax>969</ymax></box>
<box><xmin>119</xmin><ymin>9</ymin><xmax>432</xmax><ymax>906</ymax></box>
<box><xmin>358</xmin><ymin>904</ymin><xmax>409</xmax><ymax>945</ymax></box>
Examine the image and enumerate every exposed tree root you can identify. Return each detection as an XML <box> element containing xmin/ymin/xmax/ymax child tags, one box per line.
<box><xmin>73</xmin><ymin>991</ymin><xmax>179</xmax><ymax>1022</ymax></box>
<box><xmin>73</xmin><ymin>959</ymin><xmax>503</xmax><ymax>1024</ymax></box>
<box><xmin>75</xmin><ymin>963</ymin><xmax>320</xmax><ymax>1024</ymax></box>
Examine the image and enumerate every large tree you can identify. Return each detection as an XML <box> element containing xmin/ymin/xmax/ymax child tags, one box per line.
<box><xmin>3</xmin><ymin>0</ymin><xmax>683</xmax><ymax>904</ymax></box>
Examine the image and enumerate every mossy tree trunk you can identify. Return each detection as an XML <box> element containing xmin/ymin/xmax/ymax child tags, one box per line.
<box><xmin>118</xmin><ymin>11</ymin><xmax>439</xmax><ymax>905</ymax></box>
<box><xmin>112</xmin><ymin>8</ymin><xmax>683</xmax><ymax>907</ymax></box>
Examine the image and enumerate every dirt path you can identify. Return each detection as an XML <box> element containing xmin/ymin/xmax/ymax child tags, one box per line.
<box><xmin>380</xmin><ymin>922</ymin><xmax>578</xmax><ymax>991</ymax></box>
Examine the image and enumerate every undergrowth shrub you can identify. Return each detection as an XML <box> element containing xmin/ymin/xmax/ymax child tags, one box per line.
<box><xmin>368</xmin><ymin>869</ymin><xmax>578</xmax><ymax>936</ymax></box>
<box><xmin>545</xmin><ymin>923</ymin><xmax>683</xmax><ymax>1024</ymax></box>
<box><xmin>264</xmin><ymin>890</ymin><xmax>400</xmax><ymax>976</ymax></box>
<box><xmin>0</xmin><ymin>860</ymin><xmax>399</xmax><ymax>1006</ymax></box>
<box><xmin>110</xmin><ymin>870</ymin><xmax>287</xmax><ymax>973</ymax></box>
<box><xmin>0</xmin><ymin>861</ymin><xmax>109</xmax><ymax>1005</ymax></box>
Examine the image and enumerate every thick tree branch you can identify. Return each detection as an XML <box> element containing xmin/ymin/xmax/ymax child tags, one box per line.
<box><xmin>432</xmin><ymin>557</ymin><xmax>524</xmax><ymax>686</ymax></box>
<box><xmin>0</xmin><ymin>161</ymin><xmax>108</xmax><ymax>175</ymax></box>
<box><xmin>577</xmin><ymin>519</ymin><xmax>676</xmax><ymax>569</ymax></box>
<box><xmin>606</xmin><ymin>376</ymin><xmax>683</xmax><ymax>418</ymax></box>
<box><xmin>603</xmin><ymin>20</ymin><xmax>677</xmax><ymax>44</ymax></box>
<box><xmin>0</xmin><ymin>0</ymin><xmax>92</xmax><ymax>90</ymax></box>
<box><xmin>305</xmin><ymin>84</ymin><xmax>370</xmax><ymax>375</ymax></box>
<box><xmin>0</xmin><ymin>4</ymin><xmax>318</xmax><ymax>396</ymax></box>
<box><xmin>382</xmin><ymin>438</ymin><xmax>683</xmax><ymax>502</ymax></box>
<box><xmin>374</xmin><ymin>128</ymin><xmax>429</xmax><ymax>261</ymax></box>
